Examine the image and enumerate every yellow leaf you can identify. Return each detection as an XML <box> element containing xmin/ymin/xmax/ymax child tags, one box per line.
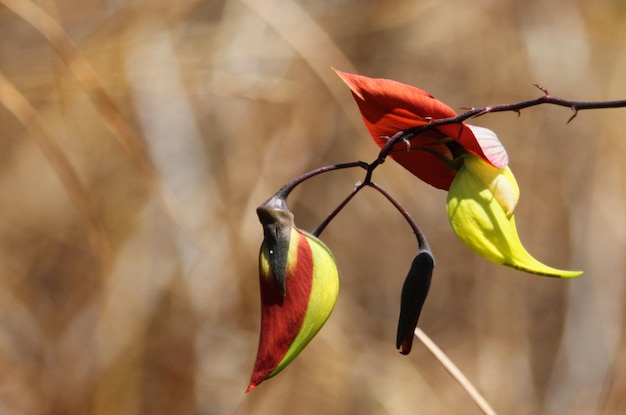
<box><xmin>447</xmin><ymin>154</ymin><xmax>582</xmax><ymax>278</ymax></box>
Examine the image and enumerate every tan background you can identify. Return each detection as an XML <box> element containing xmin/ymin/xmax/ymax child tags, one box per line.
<box><xmin>1</xmin><ymin>0</ymin><xmax>625</xmax><ymax>414</ymax></box>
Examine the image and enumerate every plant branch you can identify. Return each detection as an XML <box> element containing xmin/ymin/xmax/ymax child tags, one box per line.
<box><xmin>312</xmin><ymin>165</ymin><xmax>430</xmax><ymax>241</ymax></box>
<box><xmin>366</xmin><ymin>181</ymin><xmax>429</xmax><ymax>252</ymax></box>
<box><xmin>273</xmin><ymin>161</ymin><xmax>368</xmax><ymax>200</ymax></box>
<box><xmin>377</xmin><ymin>92</ymin><xmax>626</xmax><ymax>163</ymax></box>
<box><xmin>414</xmin><ymin>328</ymin><xmax>497</xmax><ymax>415</ymax></box>
<box><xmin>312</xmin><ymin>181</ymin><xmax>366</xmax><ymax>237</ymax></box>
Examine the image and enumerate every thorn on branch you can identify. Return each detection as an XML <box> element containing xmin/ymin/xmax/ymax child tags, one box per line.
<box><xmin>567</xmin><ymin>107</ymin><xmax>578</xmax><ymax>124</ymax></box>
<box><xmin>382</xmin><ymin>131</ymin><xmax>404</xmax><ymax>142</ymax></box>
<box><xmin>402</xmin><ymin>137</ymin><xmax>412</xmax><ymax>151</ymax></box>
<box><xmin>532</xmin><ymin>82</ymin><xmax>550</xmax><ymax>96</ymax></box>
<box><xmin>471</xmin><ymin>107</ymin><xmax>491</xmax><ymax>117</ymax></box>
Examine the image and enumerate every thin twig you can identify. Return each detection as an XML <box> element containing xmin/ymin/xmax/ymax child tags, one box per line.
<box><xmin>378</xmin><ymin>93</ymin><xmax>626</xmax><ymax>162</ymax></box>
<box><xmin>261</xmin><ymin>161</ymin><xmax>368</xmax><ymax>237</ymax></box>
<box><xmin>273</xmin><ymin>161</ymin><xmax>368</xmax><ymax>200</ymax></box>
<box><xmin>366</xmin><ymin>181</ymin><xmax>429</xmax><ymax>251</ymax></box>
<box><xmin>312</xmin><ymin>181</ymin><xmax>365</xmax><ymax>237</ymax></box>
<box><xmin>414</xmin><ymin>328</ymin><xmax>497</xmax><ymax>415</ymax></box>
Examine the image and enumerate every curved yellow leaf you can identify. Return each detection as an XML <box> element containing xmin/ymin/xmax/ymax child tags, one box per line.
<box><xmin>447</xmin><ymin>154</ymin><xmax>582</xmax><ymax>278</ymax></box>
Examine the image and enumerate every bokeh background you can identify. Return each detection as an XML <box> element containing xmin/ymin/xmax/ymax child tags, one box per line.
<box><xmin>1</xmin><ymin>0</ymin><xmax>625</xmax><ymax>414</ymax></box>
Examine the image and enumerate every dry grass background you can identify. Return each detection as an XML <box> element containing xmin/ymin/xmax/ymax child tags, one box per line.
<box><xmin>0</xmin><ymin>0</ymin><xmax>625</xmax><ymax>414</ymax></box>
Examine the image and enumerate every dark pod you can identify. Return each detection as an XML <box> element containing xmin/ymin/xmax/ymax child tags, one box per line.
<box><xmin>396</xmin><ymin>250</ymin><xmax>434</xmax><ymax>355</ymax></box>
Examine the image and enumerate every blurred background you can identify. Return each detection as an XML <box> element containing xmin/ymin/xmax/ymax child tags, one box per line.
<box><xmin>0</xmin><ymin>0</ymin><xmax>625</xmax><ymax>414</ymax></box>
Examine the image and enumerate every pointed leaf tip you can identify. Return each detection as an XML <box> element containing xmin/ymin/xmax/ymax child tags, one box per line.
<box><xmin>333</xmin><ymin>68</ymin><xmax>364</xmax><ymax>100</ymax></box>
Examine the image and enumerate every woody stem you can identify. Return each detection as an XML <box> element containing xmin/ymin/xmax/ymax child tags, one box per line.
<box><xmin>376</xmin><ymin>93</ymin><xmax>626</xmax><ymax>163</ymax></box>
<box><xmin>312</xmin><ymin>159</ymin><xmax>397</xmax><ymax>237</ymax></box>
<box><xmin>273</xmin><ymin>161</ymin><xmax>368</xmax><ymax>200</ymax></box>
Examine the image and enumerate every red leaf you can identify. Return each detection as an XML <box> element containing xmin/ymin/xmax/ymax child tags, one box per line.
<box><xmin>335</xmin><ymin>70</ymin><xmax>507</xmax><ymax>190</ymax></box>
